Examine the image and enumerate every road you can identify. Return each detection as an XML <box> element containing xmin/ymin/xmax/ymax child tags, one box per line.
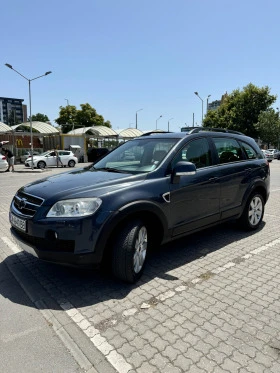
<box><xmin>1</xmin><ymin>161</ymin><xmax>280</xmax><ymax>372</ymax></box>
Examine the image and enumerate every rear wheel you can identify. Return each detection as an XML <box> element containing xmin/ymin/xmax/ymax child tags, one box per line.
<box><xmin>68</xmin><ymin>160</ymin><xmax>76</xmax><ymax>167</ymax></box>
<box><xmin>112</xmin><ymin>219</ymin><xmax>148</xmax><ymax>283</ymax></box>
<box><xmin>37</xmin><ymin>161</ymin><xmax>46</xmax><ymax>169</ymax></box>
<box><xmin>238</xmin><ymin>192</ymin><xmax>264</xmax><ymax>230</ymax></box>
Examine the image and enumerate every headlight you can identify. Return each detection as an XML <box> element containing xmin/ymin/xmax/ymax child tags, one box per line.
<box><xmin>47</xmin><ymin>198</ymin><xmax>102</xmax><ymax>217</ymax></box>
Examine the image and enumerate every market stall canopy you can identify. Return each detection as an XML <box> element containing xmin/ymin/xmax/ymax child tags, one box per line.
<box><xmin>11</xmin><ymin>121</ymin><xmax>59</xmax><ymax>134</ymax></box>
<box><xmin>67</xmin><ymin>126</ymin><xmax>118</xmax><ymax>137</ymax></box>
<box><xmin>115</xmin><ymin>128</ymin><xmax>143</xmax><ymax>139</ymax></box>
<box><xmin>0</xmin><ymin>122</ymin><xmax>13</xmax><ymax>133</ymax></box>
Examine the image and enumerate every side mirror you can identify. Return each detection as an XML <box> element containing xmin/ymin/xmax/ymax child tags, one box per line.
<box><xmin>171</xmin><ymin>161</ymin><xmax>196</xmax><ymax>184</ymax></box>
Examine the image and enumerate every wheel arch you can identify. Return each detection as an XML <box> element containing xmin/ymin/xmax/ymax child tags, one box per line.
<box><xmin>37</xmin><ymin>160</ymin><xmax>46</xmax><ymax>169</ymax></box>
<box><xmin>97</xmin><ymin>203</ymin><xmax>168</xmax><ymax>265</ymax></box>
<box><xmin>68</xmin><ymin>159</ymin><xmax>76</xmax><ymax>167</ymax></box>
<box><xmin>242</xmin><ymin>181</ymin><xmax>269</xmax><ymax>210</ymax></box>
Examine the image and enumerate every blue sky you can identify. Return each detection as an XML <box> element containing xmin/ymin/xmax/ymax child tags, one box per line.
<box><xmin>2</xmin><ymin>0</ymin><xmax>280</xmax><ymax>132</ymax></box>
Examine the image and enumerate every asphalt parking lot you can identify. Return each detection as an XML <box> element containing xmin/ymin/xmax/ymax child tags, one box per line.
<box><xmin>1</xmin><ymin>161</ymin><xmax>280</xmax><ymax>373</ymax></box>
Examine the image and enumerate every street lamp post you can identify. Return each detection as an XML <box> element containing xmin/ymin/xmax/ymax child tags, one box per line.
<box><xmin>5</xmin><ymin>63</ymin><xmax>52</xmax><ymax>169</ymax></box>
<box><xmin>168</xmin><ymin>118</ymin><xmax>173</xmax><ymax>132</ymax></box>
<box><xmin>156</xmin><ymin>115</ymin><xmax>162</xmax><ymax>130</ymax></box>
<box><xmin>194</xmin><ymin>92</ymin><xmax>203</xmax><ymax>125</ymax></box>
<box><xmin>65</xmin><ymin>98</ymin><xmax>69</xmax><ymax>106</ymax></box>
<box><xmin>194</xmin><ymin>92</ymin><xmax>211</xmax><ymax>124</ymax></box>
<box><xmin>206</xmin><ymin>94</ymin><xmax>211</xmax><ymax>113</ymax></box>
<box><xmin>135</xmin><ymin>108</ymin><xmax>143</xmax><ymax>129</ymax></box>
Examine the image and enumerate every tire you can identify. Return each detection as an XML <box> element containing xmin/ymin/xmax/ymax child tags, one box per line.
<box><xmin>37</xmin><ymin>161</ymin><xmax>46</xmax><ymax>169</ymax></box>
<box><xmin>112</xmin><ymin>219</ymin><xmax>148</xmax><ymax>283</ymax></box>
<box><xmin>238</xmin><ymin>192</ymin><xmax>264</xmax><ymax>230</ymax></box>
<box><xmin>68</xmin><ymin>160</ymin><xmax>76</xmax><ymax>167</ymax></box>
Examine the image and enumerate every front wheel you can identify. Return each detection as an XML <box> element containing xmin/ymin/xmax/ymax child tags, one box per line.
<box><xmin>37</xmin><ymin>161</ymin><xmax>46</xmax><ymax>169</ymax></box>
<box><xmin>238</xmin><ymin>192</ymin><xmax>264</xmax><ymax>230</ymax></box>
<box><xmin>112</xmin><ymin>219</ymin><xmax>148</xmax><ymax>283</ymax></box>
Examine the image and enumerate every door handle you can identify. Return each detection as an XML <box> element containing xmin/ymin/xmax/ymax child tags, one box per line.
<box><xmin>209</xmin><ymin>177</ymin><xmax>219</xmax><ymax>182</ymax></box>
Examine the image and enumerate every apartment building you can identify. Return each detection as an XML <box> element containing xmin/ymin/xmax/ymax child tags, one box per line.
<box><xmin>0</xmin><ymin>97</ymin><xmax>26</xmax><ymax>124</ymax></box>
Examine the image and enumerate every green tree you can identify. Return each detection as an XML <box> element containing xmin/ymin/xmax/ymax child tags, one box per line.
<box><xmin>55</xmin><ymin>105</ymin><xmax>77</xmax><ymax>133</ymax></box>
<box><xmin>255</xmin><ymin>109</ymin><xmax>280</xmax><ymax>148</ymax></box>
<box><xmin>55</xmin><ymin>103</ymin><xmax>112</xmax><ymax>133</ymax></box>
<box><xmin>31</xmin><ymin>113</ymin><xmax>50</xmax><ymax>122</ymax></box>
<box><xmin>203</xmin><ymin>83</ymin><xmax>277</xmax><ymax>138</ymax></box>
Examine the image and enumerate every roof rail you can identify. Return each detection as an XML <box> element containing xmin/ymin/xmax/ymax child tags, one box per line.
<box><xmin>188</xmin><ymin>127</ymin><xmax>244</xmax><ymax>135</ymax></box>
<box><xmin>140</xmin><ymin>130</ymin><xmax>172</xmax><ymax>137</ymax></box>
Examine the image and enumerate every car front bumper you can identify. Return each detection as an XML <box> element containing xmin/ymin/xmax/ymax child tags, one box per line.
<box><xmin>11</xmin><ymin>227</ymin><xmax>102</xmax><ymax>267</ymax></box>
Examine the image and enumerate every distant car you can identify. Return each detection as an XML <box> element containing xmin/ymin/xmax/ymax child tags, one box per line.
<box><xmin>267</xmin><ymin>148</ymin><xmax>280</xmax><ymax>160</ymax></box>
<box><xmin>25</xmin><ymin>150</ymin><xmax>78</xmax><ymax>169</ymax></box>
<box><xmin>261</xmin><ymin>149</ymin><xmax>273</xmax><ymax>162</ymax></box>
<box><xmin>20</xmin><ymin>151</ymin><xmax>41</xmax><ymax>163</ymax></box>
<box><xmin>0</xmin><ymin>154</ymin><xmax>8</xmax><ymax>170</ymax></box>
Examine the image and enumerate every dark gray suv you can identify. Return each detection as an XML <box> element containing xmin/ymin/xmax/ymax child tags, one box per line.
<box><xmin>10</xmin><ymin>129</ymin><xmax>270</xmax><ymax>283</ymax></box>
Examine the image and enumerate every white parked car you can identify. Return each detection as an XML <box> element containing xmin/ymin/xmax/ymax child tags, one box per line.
<box><xmin>0</xmin><ymin>154</ymin><xmax>8</xmax><ymax>170</ymax></box>
<box><xmin>0</xmin><ymin>141</ymin><xmax>9</xmax><ymax>171</ymax></box>
<box><xmin>25</xmin><ymin>150</ymin><xmax>78</xmax><ymax>169</ymax></box>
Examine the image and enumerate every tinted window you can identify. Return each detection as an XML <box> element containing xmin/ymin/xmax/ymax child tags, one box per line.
<box><xmin>213</xmin><ymin>137</ymin><xmax>243</xmax><ymax>164</ymax></box>
<box><xmin>59</xmin><ymin>151</ymin><xmax>70</xmax><ymax>156</ymax></box>
<box><xmin>172</xmin><ymin>138</ymin><xmax>212</xmax><ymax>169</ymax></box>
<box><xmin>240</xmin><ymin>141</ymin><xmax>261</xmax><ymax>160</ymax></box>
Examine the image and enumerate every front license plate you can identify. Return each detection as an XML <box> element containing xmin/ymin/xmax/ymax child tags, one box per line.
<box><xmin>10</xmin><ymin>213</ymin><xmax>26</xmax><ymax>232</ymax></box>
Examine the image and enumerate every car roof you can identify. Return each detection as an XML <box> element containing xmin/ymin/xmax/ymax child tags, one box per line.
<box><xmin>137</xmin><ymin>129</ymin><xmax>251</xmax><ymax>141</ymax></box>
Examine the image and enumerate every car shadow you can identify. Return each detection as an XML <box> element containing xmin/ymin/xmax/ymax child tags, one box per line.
<box><xmin>0</xmin><ymin>221</ymin><xmax>266</xmax><ymax>313</ymax></box>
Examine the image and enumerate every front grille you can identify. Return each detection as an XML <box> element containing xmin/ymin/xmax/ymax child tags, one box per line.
<box><xmin>13</xmin><ymin>191</ymin><xmax>44</xmax><ymax>217</ymax></box>
<box><xmin>17</xmin><ymin>191</ymin><xmax>44</xmax><ymax>206</ymax></box>
<box><xmin>14</xmin><ymin>229</ymin><xmax>75</xmax><ymax>253</ymax></box>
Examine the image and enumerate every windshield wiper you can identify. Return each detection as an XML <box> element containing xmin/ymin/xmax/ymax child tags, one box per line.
<box><xmin>95</xmin><ymin>167</ymin><xmax>128</xmax><ymax>173</ymax></box>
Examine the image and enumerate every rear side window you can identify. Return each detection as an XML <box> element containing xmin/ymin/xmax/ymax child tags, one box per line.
<box><xmin>239</xmin><ymin>141</ymin><xmax>261</xmax><ymax>160</ymax></box>
<box><xmin>212</xmin><ymin>137</ymin><xmax>243</xmax><ymax>164</ymax></box>
<box><xmin>59</xmin><ymin>151</ymin><xmax>70</xmax><ymax>156</ymax></box>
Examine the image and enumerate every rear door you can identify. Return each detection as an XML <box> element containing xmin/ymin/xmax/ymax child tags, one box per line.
<box><xmin>210</xmin><ymin>137</ymin><xmax>249</xmax><ymax>219</ymax></box>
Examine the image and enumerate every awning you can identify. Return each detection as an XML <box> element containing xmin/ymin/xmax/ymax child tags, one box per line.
<box><xmin>0</xmin><ymin>122</ymin><xmax>13</xmax><ymax>133</ymax></box>
<box><xmin>12</xmin><ymin>121</ymin><xmax>59</xmax><ymax>134</ymax></box>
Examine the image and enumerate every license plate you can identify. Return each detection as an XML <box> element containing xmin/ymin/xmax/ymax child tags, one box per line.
<box><xmin>10</xmin><ymin>213</ymin><xmax>26</xmax><ymax>232</ymax></box>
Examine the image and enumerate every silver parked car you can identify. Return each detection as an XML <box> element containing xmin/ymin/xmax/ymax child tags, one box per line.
<box><xmin>267</xmin><ymin>149</ymin><xmax>280</xmax><ymax>160</ymax></box>
<box><xmin>20</xmin><ymin>151</ymin><xmax>41</xmax><ymax>163</ymax></box>
<box><xmin>261</xmin><ymin>149</ymin><xmax>273</xmax><ymax>162</ymax></box>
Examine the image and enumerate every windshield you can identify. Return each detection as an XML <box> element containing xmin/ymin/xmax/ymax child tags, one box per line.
<box><xmin>91</xmin><ymin>138</ymin><xmax>178</xmax><ymax>174</ymax></box>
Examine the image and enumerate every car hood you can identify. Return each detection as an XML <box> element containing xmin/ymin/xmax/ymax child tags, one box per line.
<box><xmin>19</xmin><ymin>167</ymin><xmax>147</xmax><ymax>203</ymax></box>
